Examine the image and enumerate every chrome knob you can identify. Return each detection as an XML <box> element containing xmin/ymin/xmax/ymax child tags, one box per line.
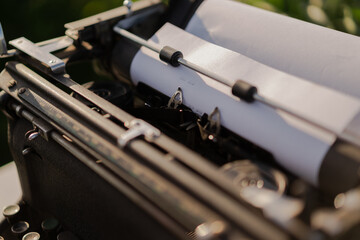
<box><xmin>123</xmin><ymin>0</ymin><xmax>133</xmax><ymax>16</ymax></box>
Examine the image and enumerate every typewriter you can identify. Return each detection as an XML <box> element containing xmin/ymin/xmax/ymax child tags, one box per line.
<box><xmin>0</xmin><ymin>0</ymin><xmax>360</xmax><ymax>239</ymax></box>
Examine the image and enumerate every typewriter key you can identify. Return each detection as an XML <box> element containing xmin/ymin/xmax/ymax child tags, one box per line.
<box><xmin>22</xmin><ymin>232</ymin><xmax>40</xmax><ymax>240</ymax></box>
<box><xmin>3</xmin><ymin>204</ymin><xmax>20</xmax><ymax>224</ymax></box>
<box><xmin>11</xmin><ymin>221</ymin><xmax>29</xmax><ymax>236</ymax></box>
<box><xmin>41</xmin><ymin>218</ymin><xmax>60</xmax><ymax>237</ymax></box>
<box><xmin>57</xmin><ymin>231</ymin><xmax>79</xmax><ymax>240</ymax></box>
<box><xmin>41</xmin><ymin>218</ymin><xmax>60</xmax><ymax>231</ymax></box>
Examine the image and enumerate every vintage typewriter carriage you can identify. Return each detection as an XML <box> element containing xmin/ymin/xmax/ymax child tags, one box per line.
<box><xmin>0</xmin><ymin>0</ymin><xmax>359</xmax><ymax>240</ymax></box>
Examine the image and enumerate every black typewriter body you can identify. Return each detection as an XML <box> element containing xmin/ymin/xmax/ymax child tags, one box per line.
<box><xmin>0</xmin><ymin>1</ymin><xmax>360</xmax><ymax>240</ymax></box>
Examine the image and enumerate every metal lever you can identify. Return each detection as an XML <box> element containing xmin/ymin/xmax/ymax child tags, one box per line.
<box><xmin>123</xmin><ymin>0</ymin><xmax>133</xmax><ymax>16</ymax></box>
<box><xmin>167</xmin><ymin>87</ymin><xmax>183</xmax><ymax>109</ymax></box>
<box><xmin>0</xmin><ymin>23</ymin><xmax>8</xmax><ymax>55</ymax></box>
<box><xmin>9</xmin><ymin>37</ymin><xmax>65</xmax><ymax>74</ymax></box>
<box><xmin>118</xmin><ymin>119</ymin><xmax>160</xmax><ymax>147</ymax></box>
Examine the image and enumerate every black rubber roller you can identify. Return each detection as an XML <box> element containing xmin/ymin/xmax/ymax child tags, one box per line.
<box><xmin>232</xmin><ymin>80</ymin><xmax>257</xmax><ymax>102</ymax></box>
<box><xmin>159</xmin><ymin>46</ymin><xmax>183</xmax><ymax>67</ymax></box>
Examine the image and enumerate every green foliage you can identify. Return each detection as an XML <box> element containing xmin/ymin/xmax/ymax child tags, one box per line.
<box><xmin>238</xmin><ymin>0</ymin><xmax>360</xmax><ymax>35</ymax></box>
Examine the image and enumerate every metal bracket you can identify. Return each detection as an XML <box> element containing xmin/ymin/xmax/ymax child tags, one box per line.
<box><xmin>36</xmin><ymin>36</ymin><xmax>74</xmax><ymax>53</ymax></box>
<box><xmin>198</xmin><ymin>107</ymin><xmax>221</xmax><ymax>140</ymax></box>
<box><xmin>1</xmin><ymin>35</ymin><xmax>73</xmax><ymax>59</ymax></box>
<box><xmin>9</xmin><ymin>37</ymin><xmax>66</xmax><ymax>74</ymax></box>
<box><xmin>167</xmin><ymin>87</ymin><xmax>183</xmax><ymax>109</ymax></box>
<box><xmin>118</xmin><ymin>119</ymin><xmax>161</xmax><ymax>147</ymax></box>
<box><xmin>207</xmin><ymin>107</ymin><xmax>221</xmax><ymax>135</ymax></box>
<box><xmin>32</xmin><ymin>117</ymin><xmax>53</xmax><ymax>141</ymax></box>
<box><xmin>12</xmin><ymin>101</ymin><xmax>53</xmax><ymax>141</ymax></box>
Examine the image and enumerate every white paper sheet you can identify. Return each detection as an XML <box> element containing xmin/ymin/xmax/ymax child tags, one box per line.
<box><xmin>0</xmin><ymin>162</ymin><xmax>22</xmax><ymax>223</ymax></box>
<box><xmin>130</xmin><ymin>23</ymin><xmax>360</xmax><ymax>185</ymax></box>
<box><xmin>186</xmin><ymin>0</ymin><xmax>360</xmax><ymax>100</ymax></box>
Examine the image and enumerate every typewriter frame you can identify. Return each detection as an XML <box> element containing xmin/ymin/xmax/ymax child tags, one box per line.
<box><xmin>0</xmin><ymin>0</ymin><xmax>359</xmax><ymax>240</ymax></box>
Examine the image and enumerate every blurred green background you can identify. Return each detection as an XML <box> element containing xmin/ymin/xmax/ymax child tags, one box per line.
<box><xmin>1</xmin><ymin>0</ymin><xmax>360</xmax><ymax>166</ymax></box>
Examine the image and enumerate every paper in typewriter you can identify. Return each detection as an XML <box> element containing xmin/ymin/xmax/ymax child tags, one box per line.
<box><xmin>186</xmin><ymin>0</ymin><xmax>360</xmax><ymax>100</ymax></box>
<box><xmin>130</xmin><ymin>22</ymin><xmax>360</xmax><ymax>185</ymax></box>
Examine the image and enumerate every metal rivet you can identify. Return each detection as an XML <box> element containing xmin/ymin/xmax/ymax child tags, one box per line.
<box><xmin>18</xmin><ymin>88</ymin><xmax>26</xmax><ymax>94</ymax></box>
<box><xmin>49</xmin><ymin>60</ymin><xmax>56</xmax><ymax>64</ymax></box>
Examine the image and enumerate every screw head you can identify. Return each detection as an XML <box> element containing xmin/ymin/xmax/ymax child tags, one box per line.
<box><xmin>18</xmin><ymin>88</ymin><xmax>26</xmax><ymax>94</ymax></box>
